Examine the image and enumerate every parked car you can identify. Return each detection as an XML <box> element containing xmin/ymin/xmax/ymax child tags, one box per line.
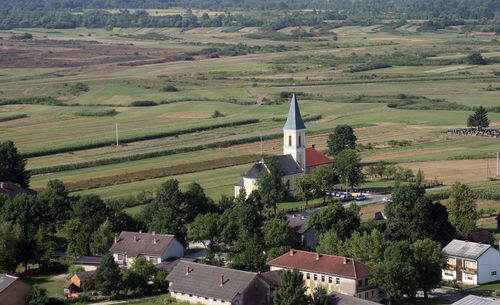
<box><xmin>382</xmin><ymin>195</ymin><xmax>392</xmax><ymax>202</ymax></box>
<box><xmin>356</xmin><ymin>194</ymin><xmax>367</xmax><ymax>201</ymax></box>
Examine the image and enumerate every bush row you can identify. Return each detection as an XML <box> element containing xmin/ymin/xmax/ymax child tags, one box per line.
<box><xmin>272</xmin><ymin>114</ymin><xmax>322</xmax><ymax>122</ymax></box>
<box><xmin>31</xmin><ymin>131</ymin><xmax>281</xmax><ymax>175</ymax></box>
<box><xmin>22</xmin><ymin>119</ymin><xmax>259</xmax><ymax>158</ymax></box>
<box><xmin>73</xmin><ymin>109</ymin><xmax>117</xmax><ymax>117</ymax></box>
<box><xmin>0</xmin><ymin>114</ymin><xmax>28</xmax><ymax>122</ymax></box>
<box><xmin>64</xmin><ymin>154</ymin><xmax>261</xmax><ymax>192</ymax></box>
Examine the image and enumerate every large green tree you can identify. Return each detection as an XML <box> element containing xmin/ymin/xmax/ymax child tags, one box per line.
<box><xmin>38</xmin><ymin>179</ymin><xmax>71</xmax><ymax>225</ymax></box>
<box><xmin>385</xmin><ymin>184</ymin><xmax>454</xmax><ymax>244</ymax></box>
<box><xmin>333</xmin><ymin>149</ymin><xmax>363</xmax><ymax>190</ymax></box>
<box><xmin>0</xmin><ymin>222</ymin><xmax>23</xmax><ymax>273</ymax></box>
<box><xmin>95</xmin><ymin>253</ymin><xmax>122</xmax><ymax>296</ymax></box>
<box><xmin>446</xmin><ymin>182</ymin><xmax>479</xmax><ymax>235</ymax></box>
<box><xmin>295</xmin><ymin>174</ymin><xmax>314</xmax><ymax>205</ymax></box>
<box><xmin>230</xmin><ymin>233</ymin><xmax>268</xmax><ymax>272</ymax></box>
<box><xmin>262</xmin><ymin>217</ymin><xmax>301</xmax><ymax>260</ymax></box>
<box><xmin>258</xmin><ymin>160</ymin><xmax>289</xmax><ymax>215</ymax></box>
<box><xmin>327</xmin><ymin>125</ymin><xmax>357</xmax><ymax>156</ymax></box>
<box><xmin>274</xmin><ymin>268</ymin><xmax>309</xmax><ymax>305</ymax></box>
<box><xmin>182</xmin><ymin>182</ymin><xmax>215</xmax><ymax>223</ymax></box>
<box><xmin>370</xmin><ymin>241</ymin><xmax>416</xmax><ymax>305</ymax></box>
<box><xmin>187</xmin><ymin>213</ymin><xmax>219</xmax><ymax>250</ymax></box>
<box><xmin>0</xmin><ymin>140</ymin><xmax>30</xmax><ymax>188</ymax></box>
<box><xmin>71</xmin><ymin>194</ymin><xmax>109</xmax><ymax>229</ymax></box>
<box><xmin>411</xmin><ymin>239</ymin><xmax>446</xmax><ymax>299</ymax></box>
<box><xmin>310</xmin><ymin>165</ymin><xmax>337</xmax><ymax>203</ymax></box>
<box><xmin>467</xmin><ymin>106</ymin><xmax>489</xmax><ymax>129</ymax></box>
<box><xmin>309</xmin><ymin>202</ymin><xmax>360</xmax><ymax>240</ymax></box>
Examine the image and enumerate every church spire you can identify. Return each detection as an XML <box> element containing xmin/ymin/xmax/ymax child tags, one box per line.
<box><xmin>283</xmin><ymin>92</ymin><xmax>306</xmax><ymax>131</ymax></box>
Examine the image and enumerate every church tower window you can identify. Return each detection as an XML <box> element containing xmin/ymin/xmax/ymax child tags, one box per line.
<box><xmin>289</xmin><ymin>135</ymin><xmax>292</xmax><ymax>147</ymax></box>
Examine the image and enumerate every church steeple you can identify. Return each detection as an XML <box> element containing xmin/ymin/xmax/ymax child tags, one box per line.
<box><xmin>283</xmin><ymin>92</ymin><xmax>306</xmax><ymax>170</ymax></box>
<box><xmin>283</xmin><ymin>92</ymin><xmax>306</xmax><ymax>130</ymax></box>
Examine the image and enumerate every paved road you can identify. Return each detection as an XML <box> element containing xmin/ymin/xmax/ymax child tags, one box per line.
<box><xmin>343</xmin><ymin>194</ymin><xmax>387</xmax><ymax>207</ymax></box>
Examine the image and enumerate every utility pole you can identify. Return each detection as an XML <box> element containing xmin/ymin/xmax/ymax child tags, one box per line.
<box><xmin>487</xmin><ymin>159</ymin><xmax>490</xmax><ymax>177</ymax></box>
<box><xmin>115</xmin><ymin>123</ymin><xmax>119</xmax><ymax>147</ymax></box>
<box><xmin>260</xmin><ymin>133</ymin><xmax>263</xmax><ymax>156</ymax></box>
<box><xmin>497</xmin><ymin>148</ymin><xmax>499</xmax><ymax>177</ymax></box>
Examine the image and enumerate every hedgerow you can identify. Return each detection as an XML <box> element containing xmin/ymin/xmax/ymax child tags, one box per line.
<box><xmin>0</xmin><ymin>114</ymin><xmax>28</xmax><ymax>122</ymax></box>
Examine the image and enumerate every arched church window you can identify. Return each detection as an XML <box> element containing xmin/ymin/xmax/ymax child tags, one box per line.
<box><xmin>288</xmin><ymin>135</ymin><xmax>292</xmax><ymax>146</ymax></box>
<box><xmin>299</xmin><ymin>136</ymin><xmax>301</xmax><ymax>147</ymax></box>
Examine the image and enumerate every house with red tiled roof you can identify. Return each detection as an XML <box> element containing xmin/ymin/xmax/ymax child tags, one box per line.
<box><xmin>267</xmin><ymin>249</ymin><xmax>378</xmax><ymax>300</ymax></box>
<box><xmin>109</xmin><ymin>231</ymin><xmax>184</xmax><ymax>268</ymax></box>
<box><xmin>234</xmin><ymin>93</ymin><xmax>332</xmax><ymax>197</ymax></box>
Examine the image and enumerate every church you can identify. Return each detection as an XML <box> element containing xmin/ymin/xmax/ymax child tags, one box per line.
<box><xmin>234</xmin><ymin>92</ymin><xmax>333</xmax><ymax>197</ymax></box>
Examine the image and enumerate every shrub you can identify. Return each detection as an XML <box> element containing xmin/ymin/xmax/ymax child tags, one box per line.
<box><xmin>211</xmin><ymin>110</ymin><xmax>225</xmax><ymax>118</ymax></box>
<box><xmin>162</xmin><ymin>85</ymin><xmax>179</xmax><ymax>92</ymax></box>
<box><xmin>131</xmin><ymin>100</ymin><xmax>157</xmax><ymax>107</ymax></box>
<box><xmin>69</xmin><ymin>82</ymin><xmax>90</xmax><ymax>95</ymax></box>
<box><xmin>0</xmin><ymin>114</ymin><xmax>27</xmax><ymax>122</ymax></box>
<box><xmin>10</xmin><ymin>32</ymin><xmax>32</xmax><ymax>40</ymax></box>
<box><xmin>74</xmin><ymin>109</ymin><xmax>116</xmax><ymax>117</ymax></box>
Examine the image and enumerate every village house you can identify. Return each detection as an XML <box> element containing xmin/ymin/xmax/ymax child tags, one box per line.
<box><xmin>166</xmin><ymin>260</ymin><xmax>271</xmax><ymax>305</ymax></box>
<box><xmin>286</xmin><ymin>213</ymin><xmax>317</xmax><ymax>249</ymax></box>
<box><xmin>0</xmin><ymin>273</ymin><xmax>32</xmax><ymax>305</ymax></box>
<box><xmin>0</xmin><ymin>181</ymin><xmax>37</xmax><ymax>198</ymax></box>
<box><xmin>234</xmin><ymin>92</ymin><xmax>332</xmax><ymax>197</ymax></box>
<box><xmin>267</xmin><ymin>249</ymin><xmax>378</xmax><ymax>300</ymax></box>
<box><xmin>109</xmin><ymin>231</ymin><xmax>184</xmax><ymax>268</ymax></box>
<box><xmin>63</xmin><ymin>271</ymin><xmax>94</xmax><ymax>295</ymax></box>
<box><xmin>442</xmin><ymin>239</ymin><xmax>500</xmax><ymax>285</ymax></box>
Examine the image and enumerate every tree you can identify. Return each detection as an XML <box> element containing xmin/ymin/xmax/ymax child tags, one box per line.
<box><xmin>71</xmin><ymin>194</ymin><xmax>109</xmax><ymax>229</ymax></box>
<box><xmin>181</xmin><ymin>182</ymin><xmax>215</xmax><ymax>223</ymax></box>
<box><xmin>343</xmin><ymin>229</ymin><xmax>390</xmax><ymax>267</ymax></box>
<box><xmin>333</xmin><ymin>149</ymin><xmax>363</xmax><ymax>190</ymax></box>
<box><xmin>467</xmin><ymin>52</ymin><xmax>486</xmax><ymax>65</ymax></box>
<box><xmin>273</xmin><ymin>268</ymin><xmax>309</xmax><ymax>305</ymax></box>
<box><xmin>467</xmin><ymin>106</ymin><xmax>489</xmax><ymax>129</ymax></box>
<box><xmin>127</xmin><ymin>257</ymin><xmax>158</xmax><ymax>295</ymax></box>
<box><xmin>64</xmin><ymin>219</ymin><xmax>92</xmax><ymax>257</ymax></box>
<box><xmin>38</xmin><ymin>179</ymin><xmax>71</xmax><ymax>225</ymax></box>
<box><xmin>309</xmin><ymin>202</ymin><xmax>360</xmax><ymax>240</ymax></box>
<box><xmin>316</xmin><ymin>230</ymin><xmax>344</xmax><ymax>256</ymax></box>
<box><xmin>0</xmin><ymin>140</ymin><xmax>30</xmax><ymax>188</ymax></box>
<box><xmin>95</xmin><ymin>253</ymin><xmax>122</xmax><ymax>296</ymax></box>
<box><xmin>90</xmin><ymin>221</ymin><xmax>115</xmax><ymax>255</ymax></box>
<box><xmin>25</xmin><ymin>287</ymin><xmax>49</xmax><ymax>305</ymax></box>
<box><xmin>258</xmin><ymin>160</ymin><xmax>289</xmax><ymax>215</ymax></box>
<box><xmin>446</xmin><ymin>182</ymin><xmax>479</xmax><ymax>235</ymax></box>
<box><xmin>370</xmin><ymin>241</ymin><xmax>416</xmax><ymax>305</ymax></box>
<box><xmin>230</xmin><ymin>234</ymin><xmax>268</xmax><ymax>272</ymax></box>
<box><xmin>327</xmin><ymin>125</ymin><xmax>357</xmax><ymax>156</ymax></box>
<box><xmin>312</xmin><ymin>286</ymin><xmax>328</xmax><ymax>305</ymax></box>
<box><xmin>295</xmin><ymin>174</ymin><xmax>314</xmax><ymax>205</ymax></box>
<box><xmin>366</xmin><ymin>165</ymin><xmax>377</xmax><ymax>180</ymax></box>
<box><xmin>415</xmin><ymin>169</ymin><xmax>425</xmax><ymax>185</ymax></box>
<box><xmin>385</xmin><ymin>184</ymin><xmax>454</xmax><ymax>244</ymax></box>
<box><xmin>262</xmin><ymin>218</ymin><xmax>300</xmax><ymax>260</ymax></box>
<box><xmin>384</xmin><ymin>164</ymin><xmax>397</xmax><ymax>179</ymax></box>
<box><xmin>0</xmin><ymin>222</ymin><xmax>23</xmax><ymax>273</ymax></box>
<box><xmin>310</xmin><ymin>165</ymin><xmax>336</xmax><ymax>203</ymax></box>
<box><xmin>34</xmin><ymin>224</ymin><xmax>56</xmax><ymax>270</ymax></box>
<box><xmin>187</xmin><ymin>213</ymin><xmax>219</xmax><ymax>250</ymax></box>
<box><xmin>375</xmin><ymin>161</ymin><xmax>386</xmax><ymax>178</ymax></box>
<box><xmin>411</xmin><ymin>239</ymin><xmax>446</xmax><ymax>299</ymax></box>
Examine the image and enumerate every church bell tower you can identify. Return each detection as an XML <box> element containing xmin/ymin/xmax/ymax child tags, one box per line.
<box><xmin>283</xmin><ymin>92</ymin><xmax>306</xmax><ymax>170</ymax></box>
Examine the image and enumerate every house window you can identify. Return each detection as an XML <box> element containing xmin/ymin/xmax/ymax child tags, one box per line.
<box><xmin>117</xmin><ymin>254</ymin><xmax>124</xmax><ymax>260</ymax></box>
<box><xmin>371</xmin><ymin>291</ymin><xmax>374</xmax><ymax>297</ymax></box>
<box><xmin>329</xmin><ymin>277</ymin><xmax>332</xmax><ymax>283</ymax></box>
<box><xmin>464</xmin><ymin>260</ymin><xmax>476</xmax><ymax>269</ymax></box>
<box><xmin>365</xmin><ymin>278</ymin><xmax>369</xmax><ymax>286</ymax></box>
<box><xmin>465</xmin><ymin>273</ymin><xmax>474</xmax><ymax>280</ymax></box>
<box><xmin>314</xmin><ymin>274</ymin><xmax>317</xmax><ymax>281</ymax></box>
<box><xmin>321</xmin><ymin>275</ymin><xmax>325</xmax><ymax>282</ymax></box>
<box><xmin>358</xmin><ymin>280</ymin><xmax>362</xmax><ymax>287</ymax></box>
<box><xmin>492</xmin><ymin>271</ymin><xmax>497</xmax><ymax>276</ymax></box>
<box><xmin>444</xmin><ymin>270</ymin><xmax>454</xmax><ymax>277</ymax></box>
<box><xmin>289</xmin><ymin>135</ymin><xmax>292</xmax><ymax>146</ymax></box>
<box><xmin>306</xmin><ymin>273</ymin><xmax>310</xmax><ymax>280</ymax></box>
<box><xmin>336</xmin><ymin>278</ymin><xmax>340</xmax><ymax>284</ymax></box>
<box><xmin>365</xmin><ymin>292</ymin><xmax>369</xmax><ymax>299</ymax></box>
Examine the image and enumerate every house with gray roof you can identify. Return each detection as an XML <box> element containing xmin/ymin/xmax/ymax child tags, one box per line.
<box><xmin>451</xmin><ymin>295</ymin><xmax>500</xmax><ymax>305</ymax></box>
<box><xmin>234</xmin><ymin>92</ymin><xmax>332</xmax><ymax>197</ymax></box>
<box><xmin>166</xmin><ymin>260</ymin><xmax>271</xmax><ymax>305</ymax></box>
<box><xmin>109</xmin><ymin>231</ymin><xmax>184</xmax><ymax>268</ymax></box>
<box><xmin>0</xmin><ymin>273</ymin><xmax>32</xmax><ymax>305</ymax></box>
<box><xmin>442</xmin><ymin>239</ymin><xmax>500</xmax><ymax>285</ymax></box>
<box><xmin>286</xmin><ymin>214</ymin><xmax>317</xmax><ymax>249</ymax></box>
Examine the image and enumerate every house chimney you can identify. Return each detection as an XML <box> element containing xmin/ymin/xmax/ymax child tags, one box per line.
<box><xmin>316</xmin><ymin>253</ymin><xmax>320</xmax><ymax>261</ymax></box>
<box><xmin>134</xmin><ymin>235</ymin><xmax>138</xmax><ymax>242</ymax></box>
<box><xmin>290</xmin><ymin>249</ymin><xmax>294</xmax><ymax>256</ymax></box>
<box><xmin>301</xmin><ymin>216</ymin><xmax>305</xmax><ymax>220</ymax></box>
<box><xmin>220</xmin><ymin>274</ymin><xmax>224</xmax><ymax>287</ymax></box>
<box><xmin>186</xmin><ymin>266</ymin><xmax>190</xmax><ymax>275</ymax></box>
<box><xmin>114</xmin><ymin>233</ymin><xmax>117</xmax><ymax>245</ymax></box>
<box><xmin>153</xmin><ymin>238</ymin><xmax>158</xmax><ymax>244</ymax></box>
<box><xmin>343</xmin><ymin>257</ymin><xmax>347</xmax><ymax>264</ymax></box>
<box><xmin>312</xmin><ymin>144</ymin><xmax>315</xmax><ymax>149</ymax></box>
<box><xmin>152</xmin><ymin>231</ymin><xmax>155</xmax><ymax>235</ymax></box>
<box><xmin>139</xmin><ymin>230</ymin><xmax>142</xmax><ymax>234</ymax></box>
<box><xmin>0</xmin><ymin>182</ymin><xmax>3</xmax><ymax>189</ymax></box>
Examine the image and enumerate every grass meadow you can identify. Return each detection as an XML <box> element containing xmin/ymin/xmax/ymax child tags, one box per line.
<box><xmin>0</xmin><ymin>24</ymin><xmax>498</xmax><ymax>204</ymax></box>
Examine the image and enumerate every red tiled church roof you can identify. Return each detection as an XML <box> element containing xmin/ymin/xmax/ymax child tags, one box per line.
<box><xmin>267</xmin><ymin>249</ymin><xmax>372</xmax><ymax>279</ymax></box>
<box><xmin>306</xmin><ymin>147</ymin><xmax>333</xmax><ymax>168</ymax></box>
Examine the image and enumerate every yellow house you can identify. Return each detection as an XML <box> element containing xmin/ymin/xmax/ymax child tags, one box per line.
<box><xmin>267</xmin><ymin>249</ymin><xmax>378</xmax><ymax>300</ymax></box>
<box><xmin>235</xmin><ymin>92</ymin><xmax>332</xmax><ymax>198</ymax></box>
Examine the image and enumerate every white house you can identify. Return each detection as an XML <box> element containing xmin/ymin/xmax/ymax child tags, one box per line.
<box><xmin>109</xmin><ymin>231</ymin><xmax>184</xmax><ymax>268</ymax></box>
<box><xmin>442</xmin><ymin>239</ymin><xmax>500</xmax><ymax>285</ymax></box>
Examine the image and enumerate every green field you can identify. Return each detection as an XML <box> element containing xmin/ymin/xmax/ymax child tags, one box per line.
<box><xmin>1</xmin><ymin>24</ymin><xmax>499</xmax><ymax>201</ymax></box>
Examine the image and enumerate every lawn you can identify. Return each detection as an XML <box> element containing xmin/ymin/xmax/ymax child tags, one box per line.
<box><xmin>24</xmin><ymin>259</ymin><xmax>71</xmax><ymax>298</ymax></box>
